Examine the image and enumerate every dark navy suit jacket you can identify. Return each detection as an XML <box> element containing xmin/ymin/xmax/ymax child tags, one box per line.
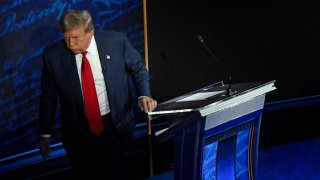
<box><xmin>39</xmin><ymin>30</ymin><xmax>151</xmax><ymax>149</ymax></box>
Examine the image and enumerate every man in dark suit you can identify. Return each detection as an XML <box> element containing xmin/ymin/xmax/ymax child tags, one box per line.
<box><xmin>38</xmin><ymin>9</ymin><xmax>157</xmax><ymax>179</ymax></box>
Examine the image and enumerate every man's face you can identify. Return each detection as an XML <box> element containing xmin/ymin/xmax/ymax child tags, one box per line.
<box><xmin>63</xmin><ymin>26</ymin><xmax>93</xmax><ymax>54</ymax></box>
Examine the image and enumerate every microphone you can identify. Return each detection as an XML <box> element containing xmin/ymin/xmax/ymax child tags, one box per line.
<box><xmin>196</xmin><ymin>35</ymin><xmax>236</xmax><ymax>96</ymax></box>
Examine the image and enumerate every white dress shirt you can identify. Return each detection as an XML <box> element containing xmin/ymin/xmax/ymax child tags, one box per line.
<box><xmin>75</xmin><ymin>36</ymin><xmax>110</xmax><ymax>115</ymax></box>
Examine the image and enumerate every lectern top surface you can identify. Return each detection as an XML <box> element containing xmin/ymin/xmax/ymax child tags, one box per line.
<box><xmin>148</xmin><ymin>80</ymin><xmax>276</xmax><ymax>115</ymax></box>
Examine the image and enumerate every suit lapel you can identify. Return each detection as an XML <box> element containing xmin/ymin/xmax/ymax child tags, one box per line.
<box><xmin>95</xmin><ymin>32</ymin><xmax>114</xmax><ymax>99</ymax></box>
<box><xmin>62</xmin><ymin>49</ymin><xmax>85</xmax><ymax>113</ymax></box>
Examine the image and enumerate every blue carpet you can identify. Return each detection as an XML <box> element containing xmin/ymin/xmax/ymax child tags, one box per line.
<box><xmin>258</xmin><ymin>138</ymin><xmax>320</xmax><ymax>180</ymax></box>
<box><xmin>147</xmin><ymin>138</ymin><xmax>320</xmax><ymax>180</ymax></box>
<box><xmin>146</xmin><ymin>171</ymin><xmax>174</xmax><ymax>180</ymax></box>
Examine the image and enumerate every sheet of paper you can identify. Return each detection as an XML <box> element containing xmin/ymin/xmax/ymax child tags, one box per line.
<box><xmin>176</xmin><ymin>91</ymin><xmax>224</xmax><ymax>102</ymax></box>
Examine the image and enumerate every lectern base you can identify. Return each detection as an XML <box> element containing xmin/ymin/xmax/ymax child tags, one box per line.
<box><xmin>173</xmin><ymin>108</ymin><xmax>262</xmax><ymax>180</ymax></box>
<box><xmin>151</xmin><ymin>81</ymin><xmax>276</xmax><ymax>180</ymax></box>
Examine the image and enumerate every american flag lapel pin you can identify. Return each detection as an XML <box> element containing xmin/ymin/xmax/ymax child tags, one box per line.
<box><xmin>106</xmin><ymin>54</ymin><xmax>111</xmax><ymax>60</ymax></box>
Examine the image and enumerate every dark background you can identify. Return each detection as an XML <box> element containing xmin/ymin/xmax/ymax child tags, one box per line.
<box><xmin>147</xmin><ymin>0</ymin><xmax>320</xmax><ymax>104</ymax></box>
<box><xmin>145</xmin><ymin>0</ymin><xmax>320</xmax><ymax>152</ymax></box>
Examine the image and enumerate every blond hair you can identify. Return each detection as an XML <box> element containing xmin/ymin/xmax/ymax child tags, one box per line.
<box><xmin>59</xmin><ymin>10</ymin><xmax>94</xmax><ymax>32</ymax></box>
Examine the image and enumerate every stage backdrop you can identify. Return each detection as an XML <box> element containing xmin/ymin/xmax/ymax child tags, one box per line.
<box><xmin>0</xmin><ymin>0</ymin><xmax>146</xmax><ymax>160</ymax></box>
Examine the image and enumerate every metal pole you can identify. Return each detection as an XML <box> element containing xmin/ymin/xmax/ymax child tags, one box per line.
<box><xmin>143</xmin><ymin>0</ymin><xmax>153</xmax><ymax>177</ymax></box>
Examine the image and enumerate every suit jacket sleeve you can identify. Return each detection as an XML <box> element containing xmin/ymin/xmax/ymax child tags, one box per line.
<box><xmin>38</xmin><ymin>48</ymin><xmax>58</xmax><ymax>135</ymax></box>
<box><xmin>122</xmin><ymin>34</ymin><xmax>152</xmax><ymax>97</ymax></box>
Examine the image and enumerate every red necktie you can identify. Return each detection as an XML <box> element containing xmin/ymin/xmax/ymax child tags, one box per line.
<box><xmin>81</xmin><ymin>51</ymin><xmax>104</xmax><ymax>136</ymax></box>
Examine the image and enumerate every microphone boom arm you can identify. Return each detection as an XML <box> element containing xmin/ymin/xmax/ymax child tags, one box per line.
<box><xmin>196</xmin><ymin>35</ymin><xmax>236</xmax><ymax>96</ymax></box>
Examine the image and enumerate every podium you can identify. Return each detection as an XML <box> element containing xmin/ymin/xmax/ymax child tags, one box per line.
<box><xmin>148</xmin><ymin>81</ymin><xmax>276</xmax><ymax>180</ymax></box>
